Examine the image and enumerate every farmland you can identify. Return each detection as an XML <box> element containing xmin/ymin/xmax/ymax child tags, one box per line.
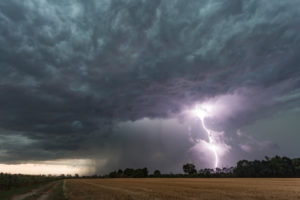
<box><xmin>64</xmin><ymin>178</ymin><xmax>300</xmax><ymax>200</ymax></box>
<box><xmin>0</xmin><ymin>180</ymin><xmax>66</xmax><ymax>200</ymax></box>
<box><xmin>0</xmin><ymin>173</ymin><xmax>65</xmax><ymax>200</ymax></box>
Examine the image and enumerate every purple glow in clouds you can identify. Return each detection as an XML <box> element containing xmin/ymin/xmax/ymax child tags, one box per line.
<box><xmin>193</xmin><ymin>104</ymin><xmax>219</xmax><ymax>168</ymax></box>
<box><xmin>185</xmin><ymin>93</ymin><xmax>247</xmax><ymax>169</ymax></box>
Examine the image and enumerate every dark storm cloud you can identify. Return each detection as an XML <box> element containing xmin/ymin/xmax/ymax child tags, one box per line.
<box><xmin>0</xmin><ymin>0</ymin><xmax>300</xmax><ymax>172</ymax></box>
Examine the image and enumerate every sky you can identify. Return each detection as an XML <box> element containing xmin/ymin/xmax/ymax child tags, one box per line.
<box><xmin>0</xmin><ymin>0</ymin><xmax>300</xmax><ymax>175</ymax></box>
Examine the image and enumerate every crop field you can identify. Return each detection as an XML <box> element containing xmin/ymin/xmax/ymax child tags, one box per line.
<box><xmin>64</xmin><ymin>178</ymin><xmax>300</xmax><ymax>200</ymax></box>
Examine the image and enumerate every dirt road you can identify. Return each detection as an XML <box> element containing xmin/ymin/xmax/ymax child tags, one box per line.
<box><xmin>11</xmin><ymin>181</ymin><xmax>64</xmax><ymax>200</ymax></box>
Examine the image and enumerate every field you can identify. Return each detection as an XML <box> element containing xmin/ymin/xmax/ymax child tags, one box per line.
<box><xmin>64</xmin><ymin>178</ymin><xmax>300</xmax><ymax>200</ymax></box>
<box><xmin>1</xmin><ymin>180</ymin><xmax>66</xmax><ymax>200</ymax></box>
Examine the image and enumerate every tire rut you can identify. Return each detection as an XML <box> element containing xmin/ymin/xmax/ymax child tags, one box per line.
<box><xmin>11</xmin><ymin>182</ymin><xmax>58</xmax><ymax>200</ymax></box>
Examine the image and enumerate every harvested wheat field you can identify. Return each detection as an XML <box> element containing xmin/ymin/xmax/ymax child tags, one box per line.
<box><xmin>64</xmin><ymin>178</ymin><xmax>300</xmax><ymax>200</ymax></box>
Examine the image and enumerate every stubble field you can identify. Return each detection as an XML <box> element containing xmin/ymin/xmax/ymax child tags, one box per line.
<box><xmin>64</xmin><ymin>178</ymin><xmax>300</xmax><ymax>200</ymax></box>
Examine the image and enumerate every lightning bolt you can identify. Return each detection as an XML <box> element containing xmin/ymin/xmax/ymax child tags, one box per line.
<box><xmin>195</xmin><ymin>106</ymin><xmax>219</xmax><ymax>169</ymax></box>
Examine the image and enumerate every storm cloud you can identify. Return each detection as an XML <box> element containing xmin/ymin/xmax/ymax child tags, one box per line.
<box><xmin>0</xmin><ymin>0</ymin><xmax>300</xmax><ymax>173</ymax></box>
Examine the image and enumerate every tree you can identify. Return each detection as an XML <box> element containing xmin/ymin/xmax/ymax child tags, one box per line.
<box><xmin>134</xmin><ymin>168</ymin><xmax>148</xmax><ymax>178</ymax></box>
<box><xmin>117</xmin><ymin>169</ymin><xmax>123</xmax><ymax>177</ymax></box>
<box><xmin>183</xmin><ymin>163</ymin><xmax>197</xmax><ymax>175</ymax></box>
<box><xmin>293</xmin><ymin>158</ymin><xmax>300</xmax><ymax>177</ymax></box>
<box><xmin>153</xmin><ymin>170</ymin><xmax>161</xmax><ymax>177</ymax></box>
<box><xmin>124</xmin><ymin>168</ymin><xmax>135</xmax><ymax>177</ymax></box>
<box><xmin>109</xmin><ymin>171</ymin><xmax>118</xmax><ymax>178</ymax></box>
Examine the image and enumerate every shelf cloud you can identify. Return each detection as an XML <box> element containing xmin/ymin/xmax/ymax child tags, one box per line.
<box><xmin>0</xmin><ymin>0</ymin><xmax>299</xmax><ymax>174</ymax></box>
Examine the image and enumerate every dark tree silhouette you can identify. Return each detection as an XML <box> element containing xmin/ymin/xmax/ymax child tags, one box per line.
<box><xmin>101</xmin><ymin>155</ymin><xmax>300</xmax><ymax>179</ymax></box>
<box><xmin>153</xmin><ymin>170</ymin><xmax>161</xmax><ymax>177</ymax></box>
<box><xmin>183</xmin><ymin>163</ymin><xmax>197</xmax><ymax>175</ymax></box>
<box><xmin>234</xmin><ymin>156</ymin><xmax>300</xmax><ymax>177</ymax></box>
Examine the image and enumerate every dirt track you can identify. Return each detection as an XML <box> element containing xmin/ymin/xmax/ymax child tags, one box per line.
<box><xmin>11</xmin><ymin>181</ymin><xmax>59</xmax><ymax>200</ymax></box>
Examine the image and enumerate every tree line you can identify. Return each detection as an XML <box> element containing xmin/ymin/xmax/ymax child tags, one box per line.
<box><xmin>107</xmin><ymin>168</ymin><xmax>149</xmax><ymax>178</ymax></box>
<box><xmin>101</xmin><ymin>156</ymin><xmax>300</xmax><ymax>178</ymax></box>
<box><xmin>234</xmin><ymin>156</ymin><xmax>300</xmax><ymax>177</ymax></box>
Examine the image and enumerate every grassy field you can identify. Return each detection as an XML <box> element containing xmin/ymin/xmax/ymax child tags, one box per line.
<box><xmin>64</xmin><ymin>178</ymin><xmax>300</xmax><ymax>200</ymax></box>
<box><xmin>0</xmin><ymin>180</ymin><xmax>66</xmax><ymax>200</ymax></box>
